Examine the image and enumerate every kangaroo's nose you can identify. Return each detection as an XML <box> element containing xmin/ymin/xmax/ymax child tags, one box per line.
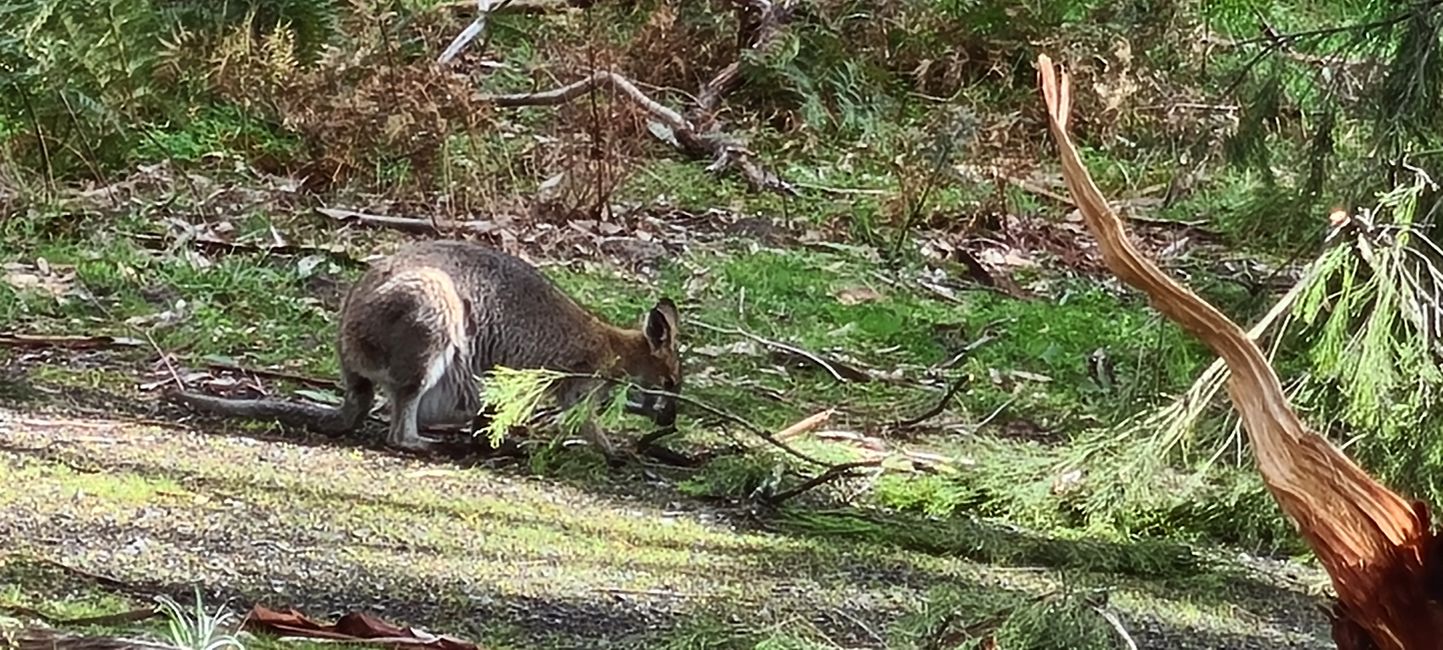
<box><xmin>652</xmin><ymin>396</ymin><xmax>677</xmax><ymax>427</ymax></box>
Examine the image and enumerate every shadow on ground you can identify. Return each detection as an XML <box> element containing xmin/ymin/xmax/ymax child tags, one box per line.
<box><xmin>0</xmin><ymin>376</ymin><xmax>1332</xmax><ymax>649</ymax></box>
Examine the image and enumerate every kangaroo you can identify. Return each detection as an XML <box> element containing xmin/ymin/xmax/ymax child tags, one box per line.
<box><xmin>172</xmin><ymin>240</ymin><xmax>682</xmax><ymax>456</ymax></box>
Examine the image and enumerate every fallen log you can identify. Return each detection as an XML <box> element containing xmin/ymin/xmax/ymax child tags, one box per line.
<box><xmin>1035</xmin><ymin>53</ymin><xmax>1443</xmax><ymax>649</ymax></box>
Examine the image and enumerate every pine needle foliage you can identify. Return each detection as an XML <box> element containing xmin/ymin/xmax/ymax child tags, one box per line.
<box><xmin>479</xmin><ymin>367</ymin><xmax>562</xmax><ymax>448</ymax></box>
<box><xmin>1292</xmin><ymin>169</ymin><xmax>1443</xmax><ymax>503</ymax></box>
<box><xmin>478</xmin><ymin>367</ymin><xmax>631</xmax><ymax>448</ymax></box>
<box><xmin>1216</xmin><ymin>2</ymin><xmax>1443</xmax><ymax>249</ymax></box>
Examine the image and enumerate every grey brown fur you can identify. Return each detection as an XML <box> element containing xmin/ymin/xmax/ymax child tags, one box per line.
<box><xmin>173</xmin><ymin>240</ymin><xmax>682</xmax><ymax>454</ymax></box>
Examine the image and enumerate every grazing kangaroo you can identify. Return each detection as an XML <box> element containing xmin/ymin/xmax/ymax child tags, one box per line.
<box><xmin>172</xmin><ymin>240</ymin><xmax>682</xmax><ymax>456</ymax></box>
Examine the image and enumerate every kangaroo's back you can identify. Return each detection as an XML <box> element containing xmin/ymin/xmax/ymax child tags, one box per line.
<box><xmin>351</xmin><ymin>241</ymin><xmax>621</xmax><ymax>373</ymax></box>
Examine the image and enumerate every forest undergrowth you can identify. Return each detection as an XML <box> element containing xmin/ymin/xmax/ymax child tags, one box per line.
<box><xmin>3</xmin><ymin>0</ymin><xmax>1442</xmax><ymax>648</ymax></box>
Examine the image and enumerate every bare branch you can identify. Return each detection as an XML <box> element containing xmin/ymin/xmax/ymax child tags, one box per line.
<box><xmin>437</xmin><ymin>0</ymin><xmax>516</xmax><ymax>65</ymax></box>
<box><xmin>482</xmin><ymin>72</ymin><xmax>794</xmax><ymax>195</ymax></box>
<box><xmin>689</xmin><ymin>319</ymin><xmax>870</xmax><ymax>382</ymax></box>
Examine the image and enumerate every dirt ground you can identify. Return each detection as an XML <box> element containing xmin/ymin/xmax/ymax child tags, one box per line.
<box><xmin>0</xmin><ymin>399</ymin><xmax>1337</xmax><ymax>650</ymax></box>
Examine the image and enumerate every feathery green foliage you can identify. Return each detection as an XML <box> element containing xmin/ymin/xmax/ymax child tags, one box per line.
<box><xmin>478</xmin><ymin>366</ymin><xmax>561</xmax><ymax>447</ymax></box>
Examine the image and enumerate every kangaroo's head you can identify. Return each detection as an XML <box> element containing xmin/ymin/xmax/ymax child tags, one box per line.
<box><xmin>625</xmin><ymin>297</ymin><xmax>682</xmax><ymax>427</ymax></box>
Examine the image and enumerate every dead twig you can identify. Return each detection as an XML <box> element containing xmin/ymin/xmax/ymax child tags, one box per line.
<box><xmin>605</xmin><ymin>382</ymin><xmax>832</xmax><ymax>468</ymax></box>
<box><xmin>765</xmin><ymin>460</ymin><xmax>882</xmax><ymax>505</ymax></box>
<box><xmin>200</xmin><ymin>359</ymin><xmax>340</xmax><ymax>390</ymax></box>
<box><xmin>0</xmin><ymin>333</ymin><xmax>143</xmax><ymax>349</ymax></box>
<box><xmin>316</xmin><ymin>207</ymin><xmax>503</xmax><ymax>236</ymax></box>
<box><xmin>689</xmin><ymin>320</ymin><xmax>870</xmax><ymax>383</ymax></box>
<box><xmin>892</xmin><ymin>374</ymin><xmax>969</xmax><ymax>429</ymax></box>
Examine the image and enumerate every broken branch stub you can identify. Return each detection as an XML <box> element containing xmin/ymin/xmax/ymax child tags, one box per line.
<box><xmin>1035</xmin><ymin>53</ymin><xmax>1443</xmax><ymax>649</ymax></box>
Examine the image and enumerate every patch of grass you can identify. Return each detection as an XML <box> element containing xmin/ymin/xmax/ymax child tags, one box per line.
<box><xmin>776</xmin><ymin>509</ymin><xmax>1201</xmax><ymax>579</ymax></box>
<box><xmin>137</xmin><ymin>105</ymin><xmax>302</xmax><ymax>167</ymax></box>
<box><xmin>678</xmin><ymin>453</ymin><xmax>782</xmax><ymax>500</ymax></box>
<box><xmin>3</xmin><ymin>464</ymin><xmax>185</xmax><ymax>509</ymax></box>
<box><xmin>890</xmin><ymin>585</ymin><xmax>1118</xmax><ymax>650</ymax></box>
<box><xmin>0</xmin><ymin>555</ymin><xmax>144</xmax><ymax>629</ymax></box>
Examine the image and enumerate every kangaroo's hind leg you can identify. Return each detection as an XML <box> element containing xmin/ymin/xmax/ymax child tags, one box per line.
<box><xmin>416</xmin><ymin>346</ymin><xmax>481</xmax><ymax>433</ymax></box>
<box><xmin>385</xmin><ymin>353</ymin><xmax>449</xmax><ymax>453</ymax></box>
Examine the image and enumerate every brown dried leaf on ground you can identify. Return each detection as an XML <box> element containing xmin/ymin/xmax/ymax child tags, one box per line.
<box><xmin>4</xmin><ymin>260</ymin><xmax>77</xmax><ymax>301</ymax></box>
<box><xmin>243</xmin><ymin>605</ymin><xmax>480</xmax><ymax>650</ymax></box>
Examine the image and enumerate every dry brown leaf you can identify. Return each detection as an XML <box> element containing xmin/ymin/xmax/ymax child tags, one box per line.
<box><xmin>3</xmin><ymin>261</ymin><xmax>77</xmax><ymax>299</ymax></box>
<box><xmin>834</xmin><ymin>285</ymin><xmax>885</xmax><ymax>305</ymax></box>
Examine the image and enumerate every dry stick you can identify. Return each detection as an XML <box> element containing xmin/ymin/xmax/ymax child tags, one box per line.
<box><xmin>565</xmin><ymin>379</ymin><xmax>833</xmax><ymax>468</ymax></box>
<box><xmin>1037</xmin><ymin>53</ymin><xmax>1443</xmax><ymax>648</ymax></box>
<box><xmin>688</xmin><ymin>319</ymin><xmax>869</xmax><ymax>383</ymax></box>
<box><xmin>765</xmin><ymin>460</ymin><xmax>883</xmax><ymax>505</ymax></box>
<box><xmin>891</xmin><ymin>374</ymin><xmax>969</xmax><ymax>429</ymax></box>
<box><xmin>892</xmin><ymin>329</ymin><xmax>1002</xmax><ymax>428</ymax></box>
<box><xmin>201</xmin><ymin>360</ymin><xmax>338</xmax><ymax>390</ymax></box>
<box><xmin>774</xmin><ymin>409</ymin><xmax>835</xmax><ymax>441</ymax></box>
<box><xmin>316</xmin><ymin>206</ymin><xmax>497</xmax><ymax>236</ymax></box>
<box><xmin>0</xmin><ymin>333</ymin><xmax>143</xmax><ymax>349</ymax></box>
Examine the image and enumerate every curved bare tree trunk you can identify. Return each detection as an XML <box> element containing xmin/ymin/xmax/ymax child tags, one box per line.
<box><xmin>1035</xmin><ymin>54</ymin><xmax>1443</xmax><ymax>649</ymax></box>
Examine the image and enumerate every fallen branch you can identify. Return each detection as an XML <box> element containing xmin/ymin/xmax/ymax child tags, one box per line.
<box><xmin>1037</xmin><ymin>53</ymin><xmax>1443</xmax><ymax>649</ymax></box>
<box><xmin>0</xmin><ymin>333</ymin><xmax>143</xmax><ymax>349</ymax></box>
<box><xmin>482</xmin><ymin>71</ymin><xmax>793</xmax><ymax>195</ymax></box>
<box><xmin>689</xmin><ymin>320</ymin><xmax>870</xmax><ymax>383</ymax></box>
<box><xmin>315</xmin><ymin>207</ymin><xmax>500</xmax><ymax>236</ymax></box>
<box><xmin>200</xmin><ymin>359</ymin><xmax>339</xmax><ymax>390</ymax></box>
<box><xmin>765</xmin><ymin>459</ymin><xmax>883</xmax><ymax>505</ymax></box>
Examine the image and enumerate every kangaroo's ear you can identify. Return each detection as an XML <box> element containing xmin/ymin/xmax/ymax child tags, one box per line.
<box><xmin>644</xmin><ymin>298</ymin><xmax>678</xmax><ymax>351</ymax></box>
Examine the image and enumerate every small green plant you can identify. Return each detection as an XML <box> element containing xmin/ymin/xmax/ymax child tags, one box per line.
<box><xmin>153</xmin><ymin>588</ymin><xmax>244</xmax><ymax>650</ymax></box>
